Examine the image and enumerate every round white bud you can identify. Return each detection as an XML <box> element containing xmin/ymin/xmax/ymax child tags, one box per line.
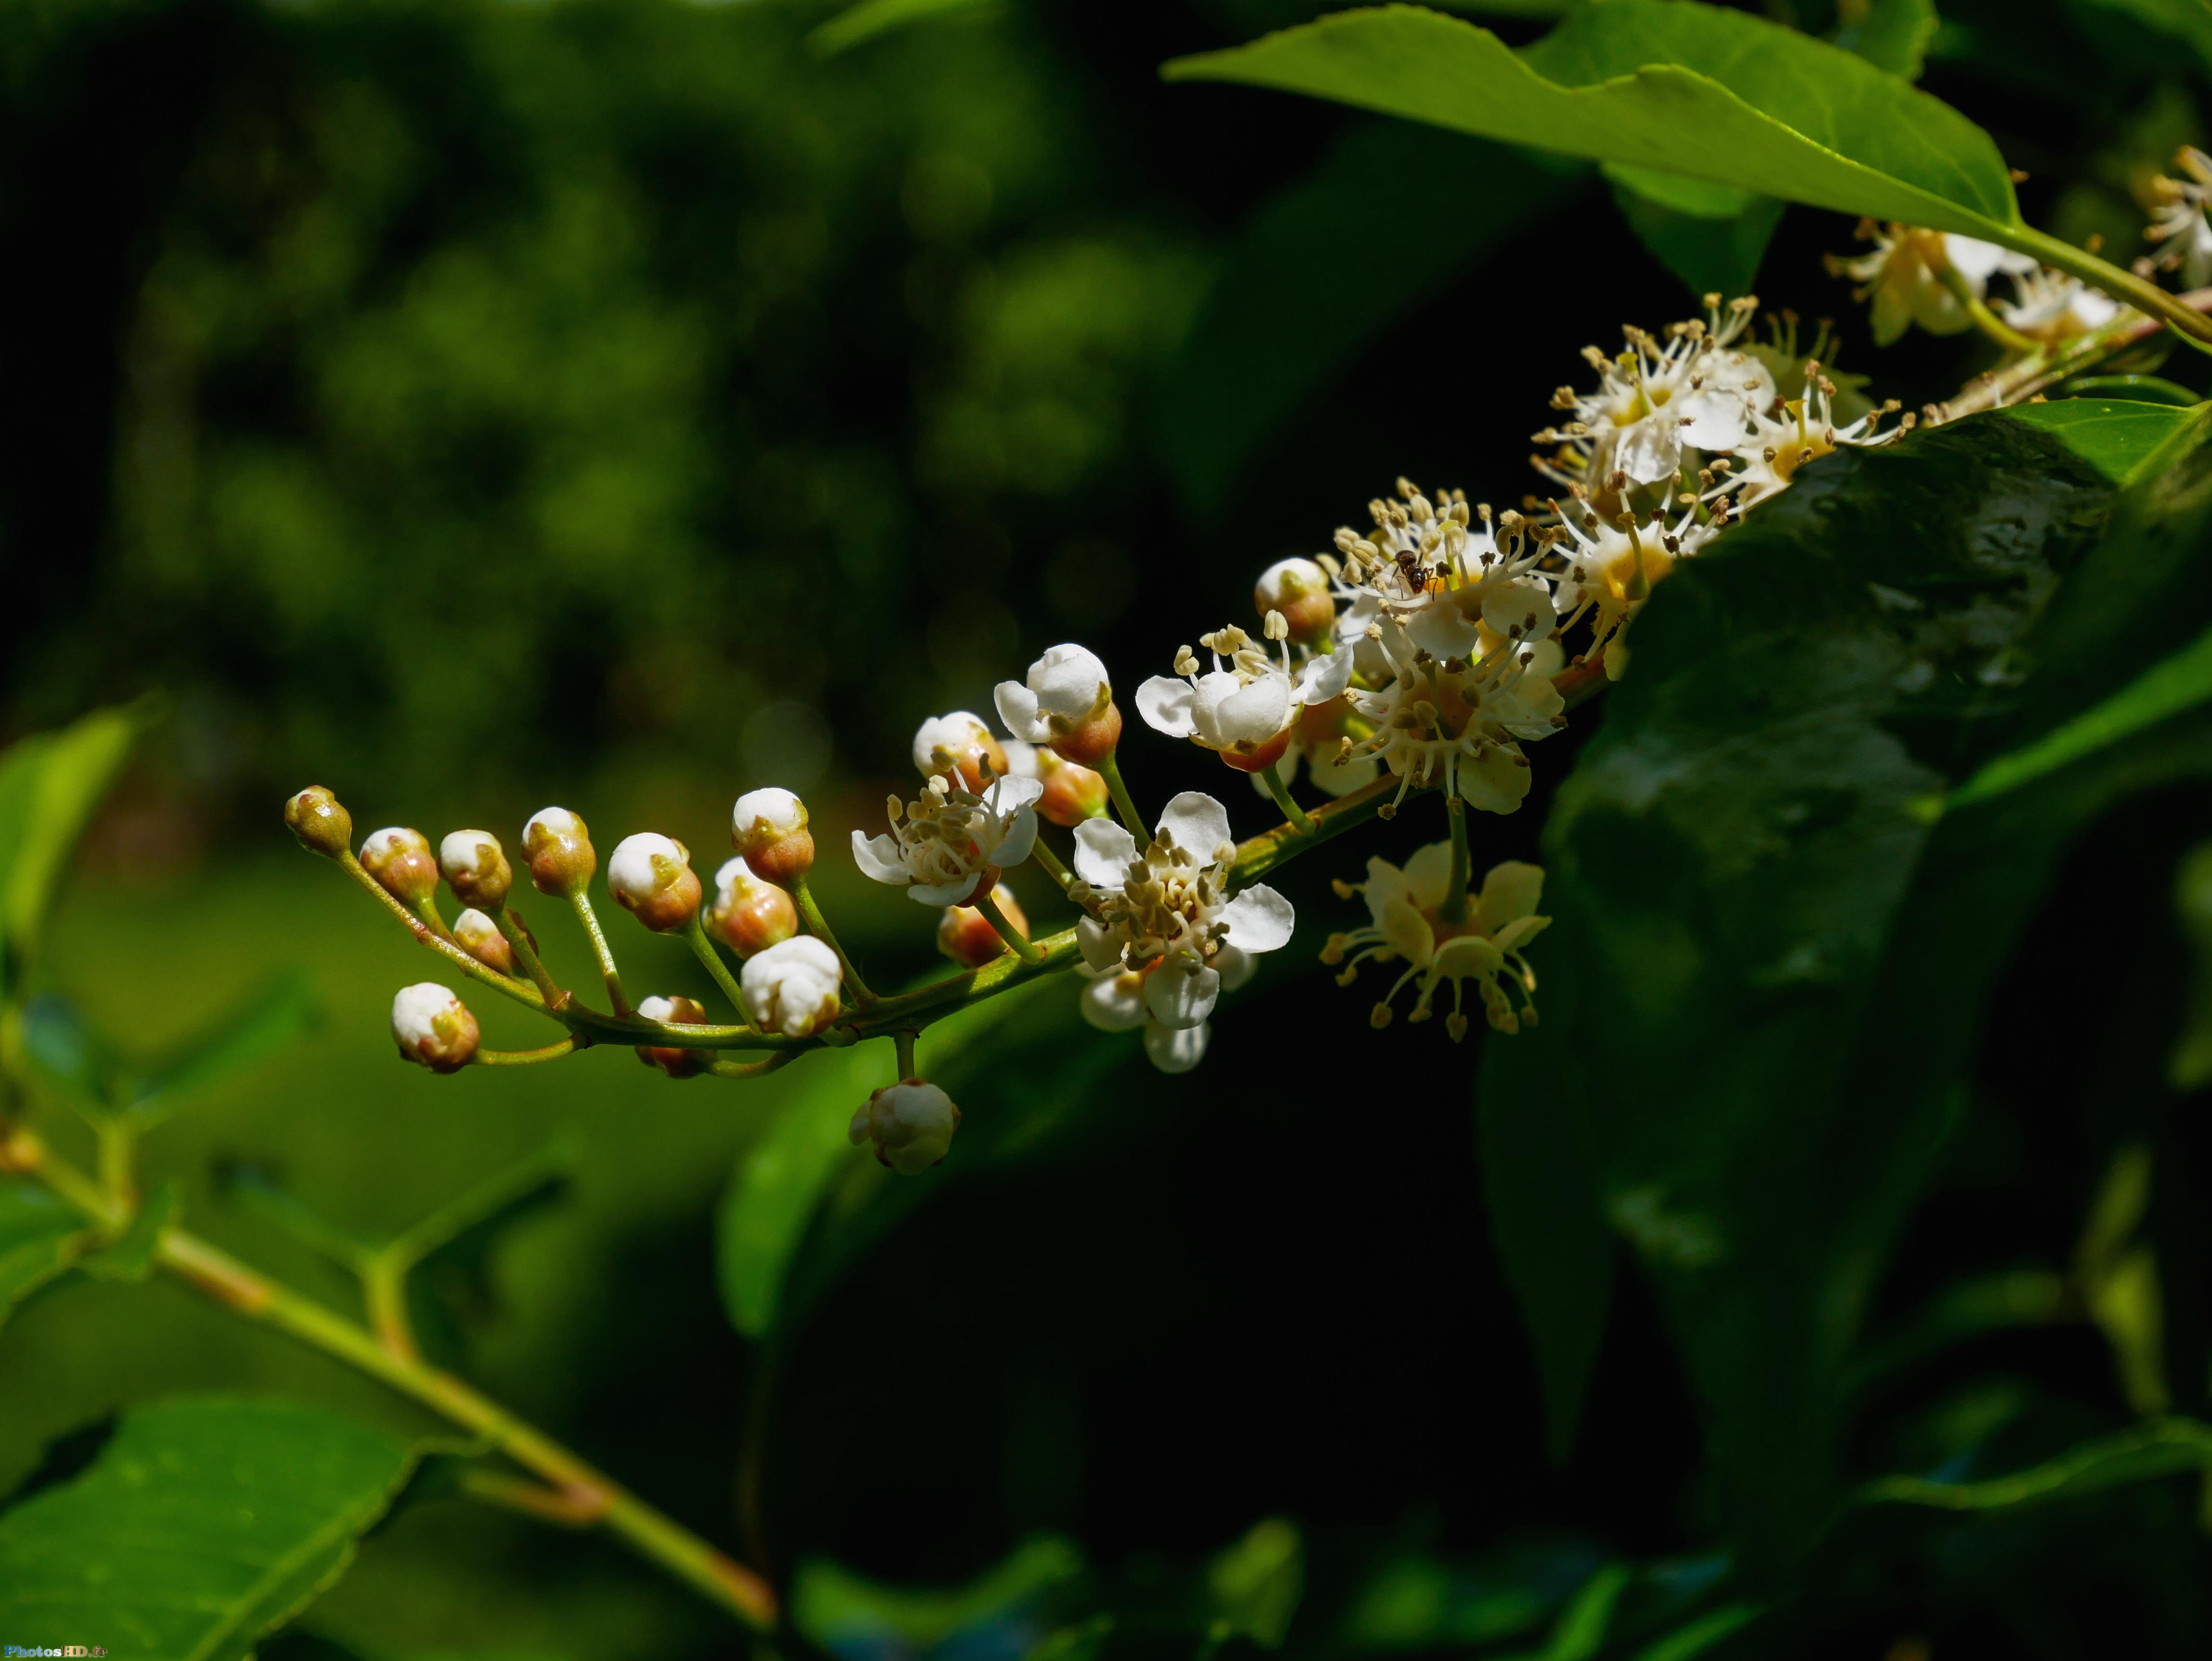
<box><xmin>848</xmin><ymin>1080</ymin><xmax>961</xmax><ymax>1174</ymax></box>
<box><xmin>739</xmin><ymin>936</ymin><xmax>843</xmax><ymax>1038</ymax></box>
<box><xmin>607</xmin><ymin>832</ymin><xmax>703</xmax><ymax>933</ymax></box>
<box><xmin>390</xmin><ymin>983</ymin><xmax>479</xmax><ymax>1073</ymax></box>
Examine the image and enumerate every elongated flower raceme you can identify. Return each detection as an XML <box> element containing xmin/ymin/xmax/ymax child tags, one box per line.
<box><xmin>1325</xmin><ymin>484</ymin><xmax>1554</xmax><ymax>670</ymax></box>
<box><xmin>1322</xmin><ymin>847</ymin><xmax>1549</xmax><ymax>1041</ymax></box>
<box><xmin>852</xmin><ymin>770</ymin><xmax>1042</xmax><ymax>906</ymax></box>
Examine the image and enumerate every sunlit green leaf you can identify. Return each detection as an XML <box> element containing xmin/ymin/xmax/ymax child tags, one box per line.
<box><xmin>1630</xmin><ymin>1602</ymin><xmax>1761</xmax><ymax>1661</ymax></box>
<box><xmin>1207</xmin><ymin>1518</ymin><xmax>1304</xmax><ymax>1649</ymax></box>
<box><xmin>808</xmin><ymin>0</ymin><xmax>998</xmax><ymax>57</ymax></box>
<box><xmin>1165</xmin><ymin>1</ymin><xmax>2020</xmax><ymax>236</ymax></box>
<box><xmin>128</xmin><ymin>976</ymin><xmax>322</xmax><ymax>1125</ymax></box>
<box><xmin>0</xmin><ymin>704</ymin><xmax>141</xmax><ymax>995</ymax></box>
<box><xmin>0</xmin><ymin>1178</ymin><xmax>90</xmax><ymax>1336</ymax></box>
<box><xmin>1835</xmin><ymin>0</ymin><xmax>1940</xmax><ymax>80</ymax></box>
<box><xmin>1858</xmin><ymin>1416</ymin><xmax>2212</xmax><ymax>1510</ymax></box>
<box><xmin>0</xmin><ymin>1397</ymin><xmax>418</xmax><ymax>1657</ymax></box>
<box><xmin>794</xmin><ymin>1535</ymin><xmax>1085</xmax><ymax>1655</ymax></box>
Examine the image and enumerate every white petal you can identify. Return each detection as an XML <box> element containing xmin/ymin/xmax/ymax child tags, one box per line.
<box><xmin>994</xmin><ymin>805</ymin><xmax>1039</xmax><ymax>868</ymax></box>
<box><xmin>1030</xmin><ymin>644</ymin><xmax>1110</xmax><ymax>718</ymax></box>
<box><xmin>1210</xmin><ymin>673</ymin><xmax>1292</xmax><ymax>746</ymax></box>
<box><xmin>1077</xmin><ymin>915</ymin><xmax>1125</xmax><ymax>972</ymax></box>
<box><xmin>1358</xmin><ymin>856</ymin><xmax>1411</xmax><ymax>931</ymax></box>
<box><xmin>1297</xmin><ymin>648</ymin><xmax>1355</xmax><ymax>705</ymax></box>
<box><xmin>851</xmin><ymin>830</ymin><xmax>911</xmax><ymax>886</ymax></box>
<box><xmin>992</xmin><ymin>774</ymin><xmax>1045</xmax><ymax>812</ymax></box>
<box><xmin>1219</xmin><ymin>885</ymin><xmax>1293</xmax><ymax>953</ymax></box>
<box><xmin>1080</xmin><ymin>973</ymin><xmax>1149</xmax><ymax>1033</ymax></box>
<box><xmin>1381</xmin><ymin>895</ymin><xmax>1435</xmax><ymax>968</ymax></box>
<box><xmin>1433</xmin><ymin>934</ymin><xmax>1506</xmax><ymax>981</ymax></box>
<box><xmin>1492</xmin><ymin>914</ymin><xmax>1550</xmax><ymax>954</ymax></box>
<box><xmin>1135</xmin><ymin>675</ymin><xmax>1198</xmax><ymax>738</ymax></box>
<box><xmin>1306</xmin><ymin>747</ymin><xmax>1379</xmax><ymax>798</ymax></box>
<box><xmin>910</xmin><ymin>874</ymin><xmax>982</xmax><ymax>906</ymax></box>
<box><xmin>1616</xmin><ymin>419</ymin><xmax>1682</xmax><ymax>486</ymax></box>
<box><xmin>1942</xmin><ymin>233</ymin><xmax>2035</xmax><ymax>284</ymax></box>
<box><xmin>1401</xmin><ymin>842</ymin><xmax>1456</xmax><ymax>910</ymax></box>
<box><xmin>1000</xmin><ymin>738</ymin><xmax>1040</xmax><ymax>778</ymax></box>
<box><xmin>1073</xmin><ymin>819</ymin><xmax>1138</xmax><ymax>889</ymax></box>
<box><xmin>1213</xmin><ymin>943</ymin><xmax>1255</xmax><ymax>992</ymax></box>
<box><xmin>1406</xmin><ymin>602</ymin><xmax>1484</xmax><ymax>662</ymax></box>
<box><xmin>1458</xmin><ymin>748</ymin><xmax>1534</xmax><ymax>815</ymax></box>
<box><xmin>1143</xmin><ymin>1020</ymin><xmax>1210</xmax><ymax>1074</ymax></box>
<box><xmin>1475</xmin><ymin>860</ymin><xmax>1546</xmax><ymax>934</ymax></box>
<box><xmin>1481</xmin><ymin>578</ymin><xmax>1556</xmax><ymax>642</ymax></box>
<box><xmin>1154</xmin><ymin>791</ymin><xmax>1233</xmax><ymax>860</ymax></box>
<box><xmin>1144</xmin><ymin>953</ymin><xmax>1220</xmax><ymax>1029</ymax></box>
<box><xmin>994</xmin><ymin>681</ymin><xmax>1047</xmax><ymax>742</ymax></box>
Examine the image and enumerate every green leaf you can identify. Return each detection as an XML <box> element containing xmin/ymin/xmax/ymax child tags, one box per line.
<box><xmin>1834</xmin><ymin>0</ymin><xmax>1940</xmax><ymax>80</ymax></box>
<box><xmin>793</xmin><ymin>1535</ymin><xmax>1085</xmax><ymax>1653</ymax></box>
<box><xmin>1999</xmin><ymin>396</ymin><xmax>2207</xmax><ymax>487</ymax></box>
<box><xmin>2070</xmin><ymin>0</ymin><xmax>2212</xmax><ymax>80</ymax></box>
<box><xmin>1857</xmin><ymin>1416</ymin><xmax>2212</xmax><ymax>1511</ymax></box>
<box><xmin>1164</xmin><ymin>1</ymin><xmax>2021</xmax><ymax>237</ymax></box>
<box><xmin>1603</xmin><ymin>167</ymin><xmax>1783</xmax><ymax>296</ymax></box>
<box><xmin>1157</xmin><ymin>123</ymin><xmax>1585</xmax><ymax>519</ymax></box>
<box><xmin>1499</xmin><ymin>1563</ymin><xmax>1630</xmax><ymax>1661</ymax></box>
<box><xmin>0</xmin><ymin>1177</ymin><xmax>91</xmax><ymax>1334</ymax></box>
<box><xmin>0</xmin><ymin>705</ymin><xmax>141</xmax><ymax>995</ymax></box>
<box><xmin>1207</xmin><ymin>1518</ymin><xmax>1304</xmax><ymax>1649</ymax></box>
<box><xmin>80</xmin><ymin>1178</ymin><xmax>180</xmax><ymax>1282</ymax></box>
<box><xmin>808</xmin><ymin>0</ymin><xmax>998</xmax><ymax>57</ymax></box>
<box><xmin>0</xmin><ymin>1396</ymin><xmax>418</xmax><ymax>1658</ymax></box>
<box><xmin>1491</xmin><ymin>400</ymin><xmax>2212</xmax><ymax>1560</ymax></box>
<box><xmin>1631</xmin><ymin>1603</ymin><xmax>1761</xmax><ymax>1661</ymax></box>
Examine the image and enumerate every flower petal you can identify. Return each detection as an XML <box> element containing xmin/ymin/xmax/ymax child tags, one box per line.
<box><xmin>1492</xmin><ymin>913</ymin><xmax>1550</xmax><ymax>954</ymax></box>
<box><xmin>910</xmin><ymin>873</ymin><xmax>982</xmax><ymax>906</ymax></box>
<box><xmin>1213</xmin><ymin>943</ymin><xmax>1255</xmax><ymax>992</ymax></box>
<box><xmin>1380</xmin><ymin>895</ymin><xmax>1434</xmax><ymax>968</ymax></box>
<box><xmin>1081</xmin><ymin>972</ymin><xmax>1150</xmax><ymax>1032</ymax></box>
<box><xmin>1144</xmin><ymin>953</ymin><xmax>1220</xmax><ymax>1029</ymax></box>
<box><xmin>1474</xmin><ymin>860</ymin><xmax>1546</xmax><ymax>935</ymax></box>
<box><xmin>994</xmin><ymin>681</ymin><xmax>1047</xmax><ymax>742</ymax></box>
<box><xmin>1073</xmin><ymin>819</ymin><xmax>1138</xmax><ymax>889</ymax></box>
<box><xmin>1220</xmin><ymin>885</ymin><xmax>1293</xmax><ymax>954</ymax></box>
<box><xmin>1406</xmin><ymin>602</ymin><xmax>1483</xmax><ymax>662</ymax></box>
<box><xmin>1154</xmin><ymin>791</ymin><xmax>1233</xmax><ymax>861</ymax></box>
<box><xmin>1078</xmin><ymin>916</ymin><xmax>1126</xmax><ymax>972</ymax></box>
<box><xmin>1143</xmin><ymin>1019</ymin><xmax>1210</xmax><ymax>1074</ymax></box>
<box><xmin>1031</xmin><ymin>644</ymin><xmax>1110</xmax><ymax>718</ymax></box>
<box><xmin>1400</xmin><ymin>842</ymin><xmax>1455</xmax><ymax>911</ymax></box>
<box><xmin>851</xmin><ymin>830</ymin><xmax>910</xmax><ymax>886</ymax></box>
<box><xmin>1480</xmin><ymin>578</ymin><xmax>1556</xmax><ymax>643</ymax></box>
<box><xmin>1298</xmin><ymin>647</ymin><xmax>1356</xmax><ymax>705</ymax></box>
<box><xmin>995</xmin><ymin>805</ymin><xmax>1039</xmax><ymax>869</ymax></box>
<box><xmin>1135</xmin><ymin>675</ymin><xmax>1199</xmax><ymax>739</ymax></box>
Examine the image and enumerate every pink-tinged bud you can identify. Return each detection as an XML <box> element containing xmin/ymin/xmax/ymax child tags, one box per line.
<box><xmin>848</xmin><ymin>1079</ymin><xmax>961</xmax><ymax>1174</ymax></box>
<box><xmin>911</xmin><ymin>712</ymin><xmax>1009</xmax><ymax>792</ymax></box>
<box><xmin>731</xmin><ymin>788</ymin><xmax>814</xmax><ymax>883</ymax></box>
<box><xmin>285</xmin><ymin>787</ymin><xmax>352</xmax><ymax>858</ymax></box>
<box><xmin>1035</xmin><ymin>750</ymin><xmax>1109</xmax><ymax>827</ymax></box>
<box><xmin>1052</xmin><ymin>699</ymin><xmax>1121</xmax><ymax>766</ymax></box>
<box><xmin>739</xmin><ymin>936</ymin><xmax>842</xmax><ymax>1038</ymax></box>
<box><xmin>523</xmin><ymin>807</ymin><xmax>596</xmax><ymax>897</ymax></box>
<box><xmin>608</xmin><ymin>832</ymin><xmax>704</xmax><ymax>933</ymax></box>
<box><xmin>360</xmin><ymin>827</ymin><xmax>439</xmax><ymax>906</ymax></box>
<box><xmin>937</xmin><ymin>888</ymin><xmax>1027</xmax><ymax>968</ymax></box>
<box><xmin>707</xmin><ymin>857</ymin><xmax>797</xmax><ymax>957</ymax></box>
<box><xmin>440</xmin><ymin>829</ymin><xmax>513</xmax><ymax>910</ymax></box>
<box><xmin>451</xmin><ymin>908</ymin><xmax>515</xmax><ymax>973</ymax></box>
<box><xmin>391</xmin><ymin>983</ymin><xmax>479</xmax><ymax>1073</ymax></box>
<box><xmin>1255</xmin><ymin>557</ymin><xmax>1336</xmax><ymax>645</ymax></box>
<box><xmin>635</xmin><ymin>993</ymin><xmax>709</xmax><ymax>1078</ymax></box>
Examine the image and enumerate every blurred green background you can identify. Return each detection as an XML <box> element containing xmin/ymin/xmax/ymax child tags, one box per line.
<box><xmin>12</xmin><ymin>0</ymin><xmax>2212</xmax><ymax>1656</ymax></box>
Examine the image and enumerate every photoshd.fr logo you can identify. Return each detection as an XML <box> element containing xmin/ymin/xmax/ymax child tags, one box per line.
<box><xmin>4</xmin><ymin>1647</ymin><xmax>105</xmax><ymax>1656</ymax></box>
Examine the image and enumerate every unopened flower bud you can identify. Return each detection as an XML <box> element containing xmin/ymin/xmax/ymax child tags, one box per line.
<box><xmin>608</xmin><ymin>832</ymin><xmax>703</xmax><ymax>933</ymax></box>
<box><xmin>391</xmin><ymin>983</ymin><xmax>479</xmax><ymax>1073</ymax></box>
<box><xmin>1034</xmin><ymin>749</ymin><xmax>1109</xmax><ymax>828</ymax></box>
<box><xmin>707</xmin><ymin>857</ymin><xmax>797</xmax><ymax>957</ymax></box>
<box><xmin>912</xmin><ymin>712</ymin><xmax>1009</xmax><ymax>792</ymax></box>
<box><xmin>523</xmin><ymin>807</ymin><xmax>596</xmax><ymax>897</ymax></box>
<box><xmin>285</xmin><ymin>787</ymin><xmax>352</xmax><ymax>858</ymax></box>
<box><xmin>439</xmin><ymin>829</ymin><xmax>512</xmax><ymax>909</ymax></box>
<box><xmin>937</xmin><ymin>888</ymin><xmax>1027</xmax><ymax>968</ymax></box>
<box><xmin>995</xmin><ymin>644</ymin><xmax>1121</xmax><ymax>764</ymax></box>
<box><xmin>360</xmin><ymin>827</ymin><xmax>439</xmax><ymax>906</ymax></box>
<box><xmin>1255</xmin><ymin>557</ymin><xmax>1336</xmax><ymax>645</ymax></box>
<box><xmin>731</xmin><ymin>788</ymin><xmax>814</xmax><ymax>884</ymax></box>
<box><xmin>848</xmin><ymin>1079</ymin><xmax>961</xmax><ymax>1174</ymax></box>
<box><xmin>451</xmin><ymin>908</ymin><xmax>515</xmax><ymax>973</ymax></box>
<box><xmin>635</xmin><ymin>993</ymin><xmax>709</xmax><ymax>1078</ymax></box>
<box><xmin>740</xmin><ymin>936</ymin><xmax>842</xmax><ymax>1038</ymax></box>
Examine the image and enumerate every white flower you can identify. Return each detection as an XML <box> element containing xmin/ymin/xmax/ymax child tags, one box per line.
<box><xmin>391</xmin><ymin>982</ymin><xmax>479</xmax><ymax>1072</ymax></box>
<box><xmin>910</xmin><ymin>711</ymin><xmax>1007</xmax><ymax>791</ymax></box>
<box><xmin>1718</xmin><ymin>359</ymin><xmax>1911</xmax><ymax>513</ymax></box>
<box><xmin>2148</xmin><ymin>146</ymin><xmax>2212</xmax><ymax>288</ymax></box>
<box><xmin>1080</xmin><ymin>944</ymin><xmax>1253</xmax><ymax>1074</ymax></box>
<box><xmin>1321</xmin><ymin>848</ymin><xmax>1548</xmax><ymax>1041</ymax></box>
<box><xmin>994</xmin><ymin>644</ymin><xmax>1112</xmax><ymax>744</ymax></box>
<box><xmin>1256</xmin><ymin>699</ymin><xmax>1380</xmax><ymax>803</ymax></box>
<box><xmin>1533</xmin><ymin>295</ymin><xmax>1773</xmax><ymax>490</ymax></box>
<box><xmin>849</xmin><ymin>1080</ymin><xmax>962</xmax><ymax>1173</ymax></box>
<box><xmin>740</xmin><ymin>936</ymin><xmax>843</xmax><ymax>1038</ymax></box>
<box><xmin>1327</xmin><ymin>484</ymin><xmax>1555</xmax><ymax>664</ymax></box>
<box><xmin>607</xmin><ymin>832</ymin><xmax>703</xmax><ymax>932</ymax></box>
<box><xmin>1994</xmin><ymin>269</ymin><xmax>2122</xmax><ymax>340</ymax></box>
<box><xmin>1135</xmin><ymin>623</ymin><xmax>1353</xmax><ymax>768</ymax></box>
<box><xmin>1546</xmin><ymin>497</ymin><xmax>1725</xmax><ymax>673</ymax></box>
<box><xmin>1830</xmin><ymin>224</ymin><xmax>2035</xmax><ymax>345</ymax></box>
<box><xmin>1070</xmin><ymin>792</ymin><xmax>1292</xmax><ymax>1046</ymax></box>
<box><xmin>851</xmin><ymin>770</ymin><xmax>1043</xmax><ymax>906</ymax></box>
